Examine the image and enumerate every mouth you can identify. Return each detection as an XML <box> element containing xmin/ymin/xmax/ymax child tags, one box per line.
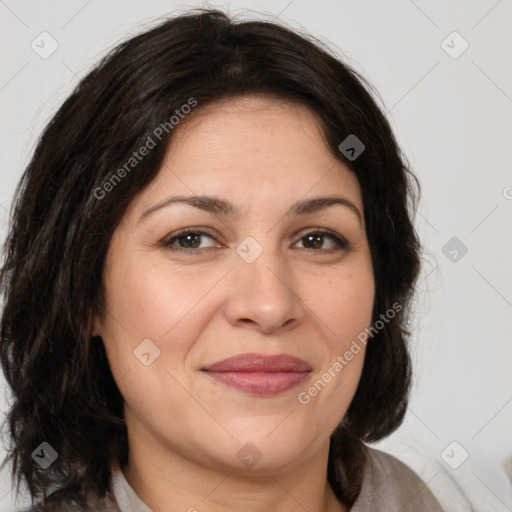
<box><xmin>201</xmin><ymin>353</ymin><xmax>312</xmax><ymax>396</ymax></box>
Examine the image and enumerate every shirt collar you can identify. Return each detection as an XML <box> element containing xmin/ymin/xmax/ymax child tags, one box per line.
<box><xmin>110</xmin><ymin>458</ymin><xmax>153</xmax><ymax>512</ymax></box>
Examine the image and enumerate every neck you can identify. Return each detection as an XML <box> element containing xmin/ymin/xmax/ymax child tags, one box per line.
<box><xmin>121</xmin><ymin>428</ymin><xmax>347</xmax><ymax>512</ymax></box>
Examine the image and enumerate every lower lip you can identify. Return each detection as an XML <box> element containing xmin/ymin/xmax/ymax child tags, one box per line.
<box><xmin>203</xmin><ymin>371</ymin><xmax>310</xmax><ymax>396</ymax></box>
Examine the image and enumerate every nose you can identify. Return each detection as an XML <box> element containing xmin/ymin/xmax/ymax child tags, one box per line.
<box><xmin>223</xmin><ymin>242</ymin><xmax>305</xmax><ymax>334</ymax></box>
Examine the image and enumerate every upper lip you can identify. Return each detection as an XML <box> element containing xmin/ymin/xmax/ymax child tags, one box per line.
<box><xmin>202</xmin><ymin>353</ymin><xmax>312</xmax><ymax>373</ymax></box>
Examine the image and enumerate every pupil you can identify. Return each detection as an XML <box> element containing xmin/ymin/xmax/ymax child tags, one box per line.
<box><xmin>306</xmin><ymin>234</ymin><xmax>322</xmax><ymax>249</ymax></box>
<box><xmin>181</xmin><ymin>234</ymin><xmax>199</xmax><ymax>248</ymax></box>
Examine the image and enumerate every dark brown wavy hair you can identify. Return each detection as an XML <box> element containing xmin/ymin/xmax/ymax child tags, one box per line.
<box><xmin>0</xmin><ymin>7</ymin><xmax>421</xmax><ymax>509</ymax></box>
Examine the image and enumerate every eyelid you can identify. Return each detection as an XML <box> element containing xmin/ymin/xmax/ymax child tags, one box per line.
<box><xmin>294</xmin><ymin>226</ymin><xmax>344</xmax><ymax>240</ymax></box>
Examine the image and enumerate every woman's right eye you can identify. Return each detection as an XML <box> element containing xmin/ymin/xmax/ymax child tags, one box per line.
<box><xmin>162</xmin><ymin>229</ymin><xmax>220</xmax><ymax>252</ymax></box>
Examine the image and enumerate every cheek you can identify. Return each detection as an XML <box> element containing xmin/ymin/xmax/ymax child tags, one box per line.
<box><xmin>310</xmin><ymin>267</ymin><xmax>375</xmax><ymax>345</ymax></box>
<box><xmin>296</xmin><ymin>271</ymin><xmax>373</xmax><ymax>429</ymax></box>
<box><xmin>304</xmin><ymin>267</ymin><xmax>374</xmax><ymax>397</ymax></box>
<box><xmin>99</xmin><ymin>260</ymin><xmax>209</xmax><ymax>432</ymax></box>
<box><xmin>100</xmin><ymin>256</ymin><xmax>228</xmax><ymax>371</ymax></box>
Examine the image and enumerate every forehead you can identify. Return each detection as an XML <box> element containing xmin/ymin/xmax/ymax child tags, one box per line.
<box><xmin>126</xmin><ymin>94</ymin><xmax>364</xmax><ymax>219</ymax></box>
<box><xmin>173</xmin><ymin>94</ymin><xmax>326</xmax><ymax>149</ymax></box>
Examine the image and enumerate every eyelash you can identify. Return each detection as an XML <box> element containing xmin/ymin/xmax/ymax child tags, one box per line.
<box><xmin>161</xmin><ymin>227</ymin><xmax>349</xmax><ymax>255</ymax></box>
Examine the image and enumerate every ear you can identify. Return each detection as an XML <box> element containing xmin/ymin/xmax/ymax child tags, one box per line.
<box><xmin>92</xmin><ymin>315</ymin><xmax>102</xmax><ymax>337</ymax></box>
<box><xmin>90</xmin><ymin>302</ymin><xmax>103</xmax><ymax>337</ymax></box>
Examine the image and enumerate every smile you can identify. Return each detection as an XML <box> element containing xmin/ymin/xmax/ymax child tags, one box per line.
<box><xmin>201</xmin><ymin>353</ymin><xmax>312</xmax><ymax>396</ymax></box>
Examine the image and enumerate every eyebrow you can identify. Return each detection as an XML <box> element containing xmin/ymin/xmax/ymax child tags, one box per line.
<box><xmin>138</xmin><ymin>194</ymin><xmax>362</xmax><ymax>225</ymax></box>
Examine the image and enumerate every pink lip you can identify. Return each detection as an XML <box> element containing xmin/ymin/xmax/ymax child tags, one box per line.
<box><xmin>202</xmin><ymin>353</ymin><xmax>312</xmax><ymax>396</ymax></box>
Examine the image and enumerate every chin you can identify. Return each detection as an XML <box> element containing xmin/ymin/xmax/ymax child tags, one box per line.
<box><xmin>215</xmin><ymin>421</ymin><xmax>320</xmax><ymax>473</ymax></box>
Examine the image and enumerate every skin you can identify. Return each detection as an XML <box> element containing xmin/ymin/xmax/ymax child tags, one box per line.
<box><xmin>94</xmin><ymin>94</ymin><xmax>375</xmax><ymax>512</ymax></box>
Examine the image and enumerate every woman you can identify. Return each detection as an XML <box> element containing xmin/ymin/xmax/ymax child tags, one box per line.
<box><xmin>0</xmin><ymin>8</ymin><xmax>445</xmax><ymax>511</ymax></box>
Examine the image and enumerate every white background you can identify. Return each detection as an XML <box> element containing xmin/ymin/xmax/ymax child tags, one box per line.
<box><xmin>1</xmin><ymin>0</ymin><xmax>511</xmax><ymax>510</ymax></box>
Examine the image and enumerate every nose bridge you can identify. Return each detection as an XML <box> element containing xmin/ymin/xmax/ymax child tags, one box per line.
<box><xmin>225</xmin><ymin>235</ymin><xmax>303</xmax><ymax>332</ymax></box>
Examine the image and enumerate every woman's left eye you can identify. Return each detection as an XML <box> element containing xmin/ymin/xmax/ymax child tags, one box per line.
<box><xmin>294</xmin><ymin>230</ymin><xmax>349</xmax><ymax>251</ymax></box>
<box><xmin>161</xmin><ymin>228</ymin><xmax>348</xmax><ymax>253</ymax></box>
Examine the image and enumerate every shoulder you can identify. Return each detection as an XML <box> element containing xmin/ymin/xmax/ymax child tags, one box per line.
<box><xmin>364</xmin><ymin>446</ymin><xmax>431</xmax><ymax>483</ymax></box>
<box><xmin>351</xmin><ymin>446</ymin><xmax>445</xmax><ymax>511</ymax></box>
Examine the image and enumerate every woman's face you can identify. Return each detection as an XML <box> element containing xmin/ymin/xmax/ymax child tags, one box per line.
<box><xmin>96</xmin><ymin>95</ymin><xmax>375</xmax><ymax>473</ymax></box>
